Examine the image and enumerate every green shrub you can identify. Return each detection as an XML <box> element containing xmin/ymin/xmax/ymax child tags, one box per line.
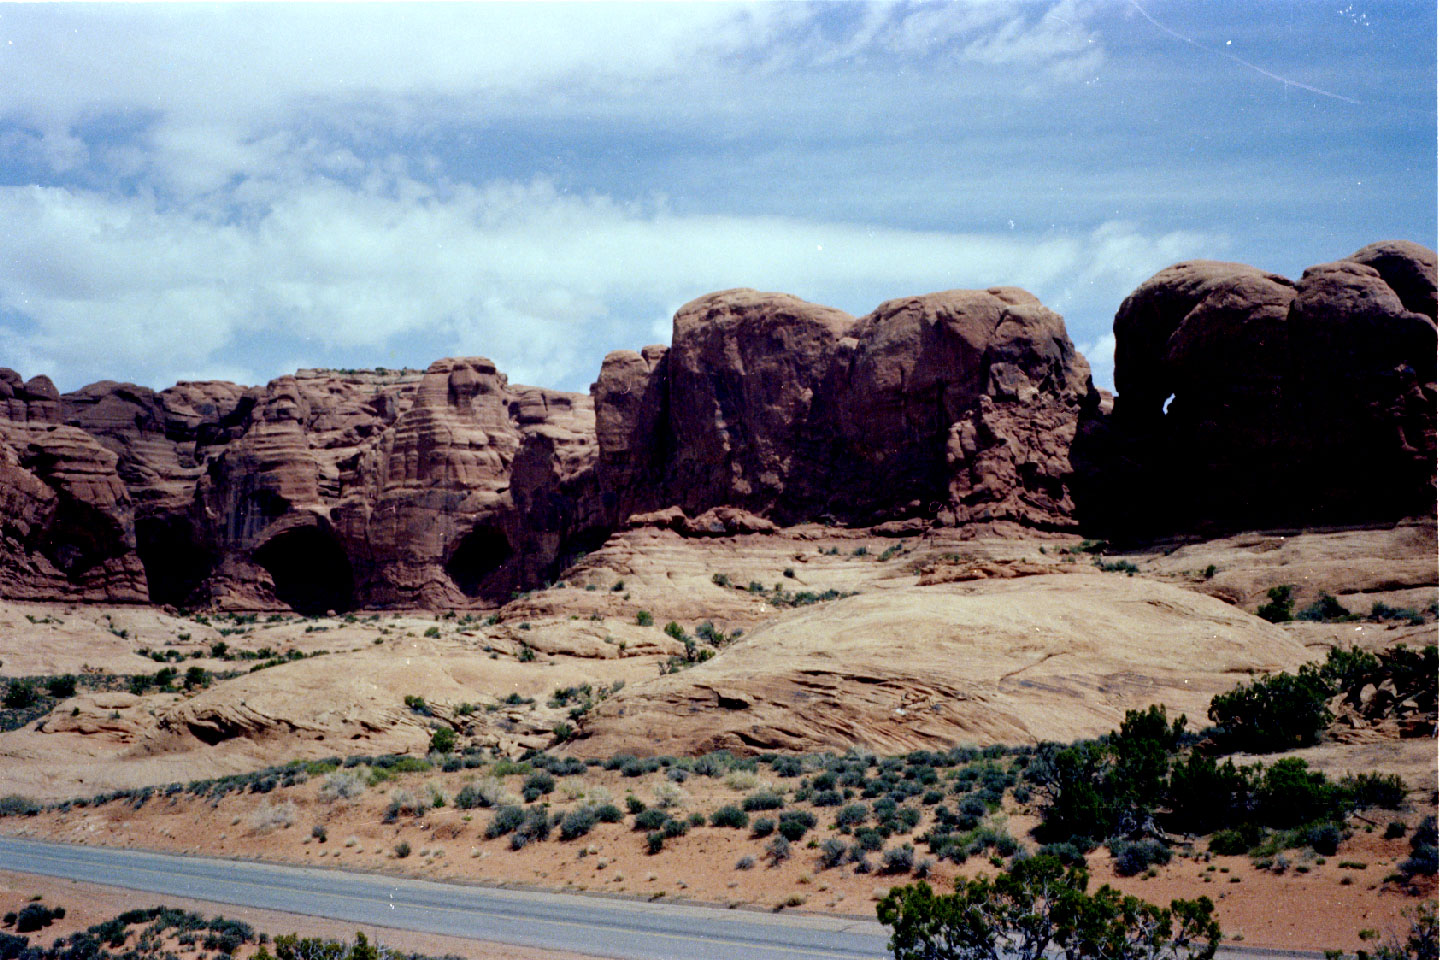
<box><xmin>44</xmin><ymin>675</ymin><xmax>77</xmax><ymax>699</ymax></box>
<box><xmin>429</xmin><ymin>726</ymin><xmax>456</xmax><ymax>754</ymax></box>
<box><xmin>777</xmin><ymin>810</ymin><xmax>816</xmax><ymax>842</ymax></box>
<box><xmin>636</xmin><ymin>611</ymin><xmax>654</xmax><ymax>627</ymax></box>
<box><xmin>751</xmin><ymin>817</ymin><xmax>775</xmax><ymax>838</ymax></box>
<box><xmin>1207</xmin><ymin>669</ymin><xmax>1331</xmax><ymax>753</ymax></box>
<box><xmin>485</xmin><ymin>805</ymin><xmax>526</xmax><ymax>838</ymax></box>
<box><xmin>876</xmin><ymin>855</ymin><xmax>1221</xmax><ymax>960</ymax></box>
<box><xmin>2</xmin><ymin>681</ymin><xmax>38</xmax><ymax>710</ymax></box>
<box><xmin>634</xmin><ymin>808</ymin><xmax>668</xmax><ymax>832</ymax></box>
<box><xmin>710</xmin><ymin>805</ymin><xmax>749</xmax><ymax>829</ymax></box>
<box><xmin>742</xmin><ymin>790</ymin><xmax>785</xmax><ymax>811</ymax></box>
<box><xmin>1209</xmin><ymin>824</ymin><xmax>1261</xmax><ymax>856</ymax></box>
<box><xmin>1108</xmin><ymin>837</ymin><xmax>1172</xmax><ymax>876</ymax></box>
<box><xmin>1256</xmin><ymin>585</ymin><xmax>1295</xmax><ymax>622</ymax></box>
<box><xmin>1297</xmin><ymin>592</ymin><xmax>1356</xmax><ymax>622</ymax></box>
<box><xmin>559</xmin><ymin>806</ymin><xmax>599</xmax><ymax>841</ymax></box>
<box><xmin>882</xmin><ymin>844</ymin><xmax>916</xmax><ymax>874</ymax></box>
<box><xmin>393</xmin><ymin>841</ymin><xmax>411</xmax><ymax>858</ymax></box>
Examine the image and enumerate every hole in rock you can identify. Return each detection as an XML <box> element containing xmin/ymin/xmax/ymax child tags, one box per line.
<box><xmin>137</xmin><ymin>516</ymin><xmax>215</xmax><ymax>606</ymax></box>
<box><xmin>253</xmin><ymin>526</ymin><xmax>354</xmax><ymax>615</ymax></box>
<box><xmin>445</xmin><ymin>525</ymin><xmax>513</xmax><ymax>598</ymax></box>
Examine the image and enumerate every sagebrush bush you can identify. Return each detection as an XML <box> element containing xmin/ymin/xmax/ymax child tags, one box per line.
<box><xmin>710</xmin><ymin>804</ymin><xmax>749</xmax><ymax>829</ymax></box>
<box><xmin>249</xmin><ymin>800</ymin><xmax>296</xmax><ymax>832</ymax></box>
<box><xmin>319</xmin><ymin>771</ymin><xmax>364</xmax><ymax>802</ymax></box>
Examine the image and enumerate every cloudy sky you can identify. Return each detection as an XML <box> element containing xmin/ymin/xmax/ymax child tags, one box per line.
<box><xmin>0</xmin><ymin>1</ymin><xmax>1433</xmax><ymax>394</ymax></box>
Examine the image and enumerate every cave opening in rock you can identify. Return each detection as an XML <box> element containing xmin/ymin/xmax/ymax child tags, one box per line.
<box><xmin>253</xmin><ymin>526</ymin><xmax>355</xmax><ymax>615</ymax></box>
<box><xmin>136</xmin><ymin>515</ymin><xmax>216</xmax><ymax>607</ymax></box>
<box><xmin>445</xmin><ymin>525</ymin><xmax>513</xmax><ymax>598</ymax></box>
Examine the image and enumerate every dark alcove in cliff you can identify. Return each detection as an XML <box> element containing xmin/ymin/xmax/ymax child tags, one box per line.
<box><xmin>136</xmin><ymin>515</ymin><xmax>215</xmax><ymax>606</ymax></box>
<box><xmin>253</xmin><ymin>526</ymin><xmax>355</xmax><ymax>615</ymax></box>
<box><xmin>445</xmin><ymin>525</ymin><xmax>513</xmax><ymax>598</ymax></box>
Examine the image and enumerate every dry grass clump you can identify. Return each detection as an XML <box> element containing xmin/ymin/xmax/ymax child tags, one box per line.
<box><xmin>248</xmin><ymin>799</ymin><xmax>296</xmax><ymax>833</ymax></box>
<box><xmin>318</xmin><ymin>770</ymin><xmax>365</xmax><ymax>802</ymax></box>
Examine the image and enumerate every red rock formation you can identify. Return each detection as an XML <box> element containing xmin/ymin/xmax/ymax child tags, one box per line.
<box><xmin>1076</xmin><ymin>241</ymin><xmax>1438</xmax><ymax>533</ymax></box>
<box><xmin>0</xmin><ymin>241</ymin><xmax>1432</xmax><ymax>610</ymax></box>
<box><xmin>593</xmin><ymin>286</ymin><xmax>1095</xmax><ymax>528</ymax></box>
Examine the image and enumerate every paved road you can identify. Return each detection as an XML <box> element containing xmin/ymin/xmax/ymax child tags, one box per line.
<box><xmin>0</xmin><ymin>838</ymin><xmax>1320</xmax><ymax>959</ymax></box>
<box><xmin>0</xmin><ymin>837</ymin><xmax>889</xmax><ymax>960</ymax></box>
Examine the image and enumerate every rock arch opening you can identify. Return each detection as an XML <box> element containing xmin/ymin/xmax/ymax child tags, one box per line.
<box><xmin>137</xmin><ymin>515</ymin><xmax>215</xmax><ymax>607</ymax></box>
<box><xmin>445</xmin><ymin>525</ymin><xmax>513</xmax><ymax>598</ymax></box>
<box><xmin>253</xmin><ymin>526</ymin><xmax>354</xmax><ymax>615</ymax></box>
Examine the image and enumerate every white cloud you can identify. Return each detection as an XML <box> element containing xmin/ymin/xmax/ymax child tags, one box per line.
<box><xmin>0</xmin><ymin>166</ymin><xmax>1216</xmax><ymax>392</ymax></box>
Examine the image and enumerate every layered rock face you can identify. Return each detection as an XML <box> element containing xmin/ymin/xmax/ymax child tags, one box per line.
<box><xmin>0</xmin><ymin>363</ymin><xmax>599</xmax><ymax>610</ymax></box>
<box><xmin>1075</xmin><ymin>241</ymin><xmax>1437</xmax><ymax>533</ymax></box>
<box><xmin>1</xmin><ymin>240</ymin><xmax>1434</xmax><ymax>610</ymax></box>
<box><xmin>594</xmin><ymin>286</ymin><xmax>1095</xmax><ymax>529</ymax></box>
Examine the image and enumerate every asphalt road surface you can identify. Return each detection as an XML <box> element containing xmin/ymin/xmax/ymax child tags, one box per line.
<box><xmin>0</xmin><ymin>837</ymin><xmax>890</xmax><ymax>959</ymax></box>
<box><xmin>0</xmin><ymin>838</ymin><xmax>1319</xmax><ymax>959</ymax></box>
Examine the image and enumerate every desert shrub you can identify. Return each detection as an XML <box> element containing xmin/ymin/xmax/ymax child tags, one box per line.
<box><xmin>1305</xmin><ymin>823</ymin><xmax>1342</xmax><ymax>857</ymax></box>
<box><xmin>485</xmin><ymin>805</ymin><xmax>526</xmax><ymax>838</ymax></box>
<box><xmin>2</xmin><ymin>681</ymin><xmax>38</xmax><ymax>710</ymax></box>
<box><xmin>661</xmin><ymin>816</ymin><xmax>689</xmax><ymax>839</ymax></box>
<box><xmin>384</xmin><ymin>789</ymin><xmax>428</xmax><ymax>821</ymax></box>
<box><xmin>45</xmin><ymin>675</ymin><xmax>77</xmax><ymax>699</ymax></box>
<box><xmin>811</xmin><ymin>789</ymin><xmax>843</xmax><ymax>807</ymax></box>
<box><xmin>1385</xmin><ymin>820</ymin><xmax>1408</xmax><ymax>840</ymax></box>
<box><xmin>522</xmin><ymin>771</ymin><xmax>555</xmax><ymax>802</ymax></box>
<box><xmin>393</xmin><ymin>841</ymin><xmax>411</xmax><ymax>858</ymax></box>
<box><xmin>735</xmin><ymin>855</ymin><xmax>755</xmax><ymax>870</ymax></box>
<box><xmin>634</xmin><ymin>808</ymin><xmax>668</xmax><ymax>832</ymax></box>
<box><xmin>1341</xmin><ymin>772</ymin><xmax>1405</xmax><ymax>810</ymax></box>
<box><xmin>882</xmin><ymin>844</ymin><xmax>916</xmax><ymax>874</ymax></box>
<box><xmin>13</xmin><ymin>904</ymin><xmax>64</xmax><ymax>934</ymax></box>
<box><xmin>877</xmin><ymin>855</ymin><xmax>1221</xmax><ymax>960</ymax></box>
<box><xmin>429</xmin><ymin>726</ymin><xmax>456</xmax><ymax>754</ymax></box>
<box><xmin>751</xmin><ymin>817</ymin><xmax>776</xmax><ymax>838</ymax></box>
<box><xmin>835</xmin><ymin>803</ymin><xmax>868</xmax><ymax>828</ymax></box>
<box><xmin>1370</xmin><ymin>602</ymin><xmax>1427</xmax><ymax>626</ymax></box>
<box><xmin>819</xmin><ymin>837</ymin><xmax>849</xmax><ymax>869</ymax></box>
<box><xmin>1165</xmin><ymin>752</ymin><xmax>1254</xmax><ymax>835</ymax></box>
<box><xmin>646</xmin><ymin>831</ymin><xmax>665</xmax><ymax>854</ymax></box>
<box><xmin>310</xmin><ymin>825</ymin><xmax>327</xmax><ymax>843</ymax></box>
<box><xmin>777</xmin><ymin>809</ymin><xmax>817</xmax><ymax>842</ymax></box>
<box><xmin>743</xmin><ymin>790</ymin><xmax>785</xmax><ymax>811</ymax></box>
<box><xmin>1208</xmin><ymin>824</ymin><xmax>1261</xmax><ymax>856</ymax></box>
<box><xmin>710</xmin><ymin>804</ymin><xmax>749</xmax><ymax>829</ymax></box>
<box><xmin>635</xmin><ymin>611</ymin><xmax>654</xmax><ymax>627</ymax></box>
<box><xmin>249</xmin><ymin>800</ymin><xmax>296</xmax><ymax>832</ymax></box>
<box><xmin>1038</xmin><ymin>841</ymin><xmax>1089</xmax><ymax>867</ymax></box>
<box><xmin>0</xmin><ymin>796</ymin><xmax>41</xmax><ymax>817</ymax></box>
<box><xmin>652</xmin><ymin>781</ymin><xmax>686</xmax><ymax>809</ymax></box>
<box><xmin>770</xmin><ymin>755</ymin><xmax>805</xmax><ymax>777</ymax></box>
<box><xmin>1108</xmin><ymin>837</ymin><xmax>1172</xmax><ymax>876</ymax></box>
<box><xmin>765</xmin><ymin>836</ymin><xmax>792</xmax><ymax>865</ymax></box>
<box><xmin>319</xmin><ymin>771</ymin><xmax>364</xmax><ymax>802</ymax></box>
<box><xmin>1255</xmin><ymin>758</ymin><xmax>1344</xmax><ymax>827</ymax></box>
<box><xmin>1399</xmin><ymin>816</ymin><xmax>1439</xmax><ymax>877</ymax></box>
<box><xmin>1256</xmin><ymin>585</ymin><xmax>1295</xmax><ymax>622</ymax></box>
<box><xmin>1297</xmin><ymin>592</ymin><xmax>1356</xmax><ymax>622</ymax></box>
<box><xmin>1207</xmin><ymin>669</ymin><xmax>1331</xmax><ymax>753</ymax></box>
<box><xmin>559</xmin><ymin>805</ymin><xmax>600</xmax><ymax>841</ymax></box>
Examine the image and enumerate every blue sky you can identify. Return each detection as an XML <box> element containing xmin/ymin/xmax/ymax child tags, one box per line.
<box><xmin>0</xmin><ymin>1</ymin><xmax>1433</xmax><ymax>394</ymax></box>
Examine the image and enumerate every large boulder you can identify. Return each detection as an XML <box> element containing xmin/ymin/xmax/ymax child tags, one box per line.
<box><xmin>1077</xmin><ymin>241</ymin><xmax>1437</xmax><ymax>533</ymax></box>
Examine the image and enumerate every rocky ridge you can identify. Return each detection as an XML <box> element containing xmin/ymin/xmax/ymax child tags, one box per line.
<box><xmin>0</xmin><ymin>241</ymin><xmax>1434</xmax><ymax>612</ymax></box>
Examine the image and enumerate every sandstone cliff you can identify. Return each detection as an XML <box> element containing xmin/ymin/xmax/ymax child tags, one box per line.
<box><xmin>0</xmin><ymin>240</ymin><xmax>1433</xmax><ymax>610</ymax></box>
